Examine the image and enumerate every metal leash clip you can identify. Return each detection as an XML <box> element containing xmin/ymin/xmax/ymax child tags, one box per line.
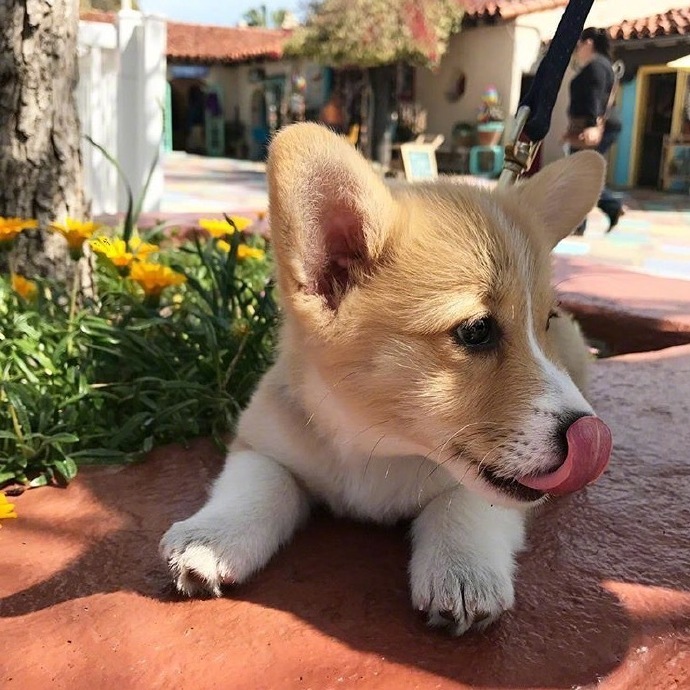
<box><xmin>498</xmin><ymin>106</ymin><xmax>542</xmax><ymax>188</ymax></box>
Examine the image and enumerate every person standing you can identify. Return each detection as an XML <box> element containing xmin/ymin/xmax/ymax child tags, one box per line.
<box><xmin>319</xmin><ymin>91</ymin><xmax>347</xmax><ymax>135</ymax></box>
<box><xmin>566</xmin><ymin>27</ymin><xmax>624</xmax><ymax>235</ymax></box>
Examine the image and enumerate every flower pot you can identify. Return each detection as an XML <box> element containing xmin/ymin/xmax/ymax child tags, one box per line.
<box><xmin>477</xmin><ymin>122</ymin><xmax>504</xmax><ymax>146</ymax></box>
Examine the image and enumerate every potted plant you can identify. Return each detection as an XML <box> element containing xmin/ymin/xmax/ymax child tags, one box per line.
<box><xmin>476</xmin><ymin>85</ymin><xmax>505</xmax><ymax>146</ymax></box>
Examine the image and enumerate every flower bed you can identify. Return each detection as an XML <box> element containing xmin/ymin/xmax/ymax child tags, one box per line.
<box><xmin>0</xmin><ymin>215</ymin><xmax>276</xmax><ymax>488</ymax></box>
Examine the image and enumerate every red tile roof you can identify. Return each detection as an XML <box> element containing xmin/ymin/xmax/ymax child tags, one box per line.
<box><xmin>79</xmin><ymin>10</ymin><xmax>116</xmax><ymax>24</ymax></box>
<box><xmin>463</xmin><ymin>0</ymin><xmax>568</xmax><ymax>21</ymax></box>
<box><xmin>167</xmin><ymin>22</ymin><xmax>292</xmax><ymax>64</ymax></box>
<box><xmin>608</xmin><ymin>7</ymin><xmax>690</xmax><ymax>41</ymax></box>
<box><xmin>79</xmin><ymin>12</ymin><xmax>292</xmax><ymax>64</ymax></box>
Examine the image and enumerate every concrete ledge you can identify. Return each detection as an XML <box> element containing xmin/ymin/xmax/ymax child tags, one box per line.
<box><xmin>3</xmin><ymin>346</ymin><xmax>690</xmax><ymax>689</ymax></box>
<box><xmin>9</xmin><ymin>154</ymin><xmax>687</xmax><ymax>686</ymax></box>
<box><xmin>554</xmin><ymin>257</ymin><xmax>690</xmax><ymax>355</ymax></box>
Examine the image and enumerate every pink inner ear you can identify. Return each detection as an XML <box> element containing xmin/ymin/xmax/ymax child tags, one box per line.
<box><xmin>304</xmin><ymin>200</ymin><xmax>369</xmax><ymax>309</ymax></box>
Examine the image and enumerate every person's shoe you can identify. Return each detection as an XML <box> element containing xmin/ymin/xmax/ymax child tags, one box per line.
<box><xmin>601</xmin><ymin>203</ymin><xmax>625</xmax><ymax>233</ymax></box>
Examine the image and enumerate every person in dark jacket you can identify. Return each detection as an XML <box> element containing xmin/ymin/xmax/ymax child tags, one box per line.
<box><xmin>567</xmin><ymin>27</ymin><xmax>624</xmax><ymax>234</ymax></box>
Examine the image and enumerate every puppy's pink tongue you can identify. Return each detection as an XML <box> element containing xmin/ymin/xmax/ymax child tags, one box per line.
<box><xmin>518</xmin><ymin>416</ymin><xmax>612</xmax><ymax>496</ymax></box>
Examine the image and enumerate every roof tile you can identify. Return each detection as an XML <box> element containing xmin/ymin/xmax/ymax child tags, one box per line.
<box><xmin>463</xmin><ymin>0</ymin><xmax>568</xmax><ymax>21</ymax></box>
<box><xmin>166</xmin><ymin>22</ymin><xmax>291</xmax><ymax>64</ymax></box>
<box><xmin>609</xmin><ymin>7</ymin><xmax>690</xmax><ymax>41</ymax></box>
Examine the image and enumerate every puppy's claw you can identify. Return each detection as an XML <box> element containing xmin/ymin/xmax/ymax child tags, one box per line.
<box><xmin>160</xmin><ymin>524</ymin><xmax>241</xmax><ymax>598</ymax></box>
<box><xmin>438</xmin><ymin>608</ymin><xmax>456</xmax><ymax>622</ymax></box>
<box><xmin>168</xmin><ymin>558</ymin><xmax>236</xmax><ymax>599</ymax></box>
<box><xmin>411</xmin><ymin>560</ymin><xmax>514</xmax><ymax>636</ymax></box>
<box><xmin>425</xmin><ymin>601</ymin><xmax>504</xmax><ymax>636</ymax></box>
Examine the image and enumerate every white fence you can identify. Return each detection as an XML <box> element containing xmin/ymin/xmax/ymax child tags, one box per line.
<box><xmin>77</xmin><ymin>11</ymin><xmax>166</xmax><ymax>216</ymax></box>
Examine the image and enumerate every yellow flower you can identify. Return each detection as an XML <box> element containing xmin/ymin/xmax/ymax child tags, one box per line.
<box><xmin>11</xmin><ymin>273</ymin><xmax>38</xmax><ymax>300</ymax></box>
<box><xmin>198</xmin><ymin>216</ymin><xmax>253</xmax><ymax>238</ymax></box>
<box><xmin>216</xmin><ymin>241</ymin><xmax>266</xmax><ymax>261</ymax></box>
<box><xmin>90</xmin><ymin>236</ymin><xmax>160</xmax><ymax>270</ymax></box>
<box><xmin>129</xmin><ymin>236</ymin><xmax>159</xmax><ymax>257</ymax></box>
<box><xmin>0</xmin><ymin>494</ymin><xmax>17</xmax><ymax>526</ymax></box>
<box><xmin>0</xmin><ymin>217</ymin><xmax>38</xmax><ymax>244</ymax></box>
<box><xmin>130</xmin><ymin>261</ymin><xmax>186</xmax><ymax>296</ymax></box>
<box><xmin>237</xmin><ymin>244</ymin><xmax>266</xmax><ymax>261</ymax></box>
<box><xmin>50</xmin><ymin>219</ymin><xmax>100</xmax><ymax>251</ymax></box>
<box><xmin>90</xmin><ymin>237</ymin><xmax>133</xmax><ymax>267</ymax></box>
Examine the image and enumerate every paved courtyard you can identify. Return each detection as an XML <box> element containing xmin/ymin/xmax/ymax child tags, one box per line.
<box><xmin>161</xmin><ymin>152</ymin><xmax>690</xmax><ymax>282</ymax></box>
<box><xmin>162</xmin><ymin>152</ymin><xmax>269</xmax><ymax>215</ymax></box>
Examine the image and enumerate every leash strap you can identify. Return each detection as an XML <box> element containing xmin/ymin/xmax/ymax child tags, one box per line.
<box><xmin>499</xmin><ymin>0</ymin><xmax>597</xmax><ymax>187</ymax></box>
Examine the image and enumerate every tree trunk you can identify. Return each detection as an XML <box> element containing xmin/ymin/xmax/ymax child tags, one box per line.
<box><xmin>0</xmin><ymin>0</ymin><xmax>88</xmax><ymax>284</ymax></box>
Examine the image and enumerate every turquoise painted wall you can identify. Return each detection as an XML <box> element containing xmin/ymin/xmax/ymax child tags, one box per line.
<box><xmin>613</xmin><ymin>78</ymin><xmax>637</xmax><ymax>187</ymax></box>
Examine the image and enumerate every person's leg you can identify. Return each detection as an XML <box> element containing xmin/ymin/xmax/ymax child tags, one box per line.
<box><xmin>596</xmin><ymin>131</ymin><xmax>624</xmax><ymax>232</ymax></box>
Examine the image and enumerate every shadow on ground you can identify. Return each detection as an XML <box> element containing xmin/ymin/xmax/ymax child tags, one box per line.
<box><xmin>3</xmin><ymin>349</ymin><xmax>690</xmax><ymax>689</ymax></box>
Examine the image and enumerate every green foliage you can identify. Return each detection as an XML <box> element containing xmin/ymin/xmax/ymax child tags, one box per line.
<box><xmin>243</xmin><ymin>5</ymin><xmax>290</xmax><ymax>28</ymax></box>
<box><xmin>271</xmin><ymin>9</ymin><xmax>289</xmax><ymax>28</ymax></box>
<box><xmin>0</xmin><ymin>227</ymin><xmax>277</xmax><ymax>488</ymax></box>
<box><xmin>285</xmin><ymin>0</ymin><xmax>464</xmax><ymax>68</ymax></box>
<box><xmin>243</xmin><ymin>6</ymin><xmax>268</xmax><ymax>27</ymax></box>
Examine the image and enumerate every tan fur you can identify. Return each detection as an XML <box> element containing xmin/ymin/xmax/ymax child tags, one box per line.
<box><xmin>161</xmin><ymin>123</ymin><xmax>607</xmax><ymax>636</ymax></box>
<box><xmin>266</xmin><ymin>123</ymin><xmax>604</xmax><ymax>477</ymax></box>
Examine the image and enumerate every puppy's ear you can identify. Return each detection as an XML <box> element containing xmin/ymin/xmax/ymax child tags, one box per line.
<box><xmin>513</xmin><ymin>150</ymin><xmax>606</xmax><ymax>248</ymax></box>
<box><xmin>267</xmin><ymin>123</ymin><xmax>395</xmax><ymax>316</ymax></box>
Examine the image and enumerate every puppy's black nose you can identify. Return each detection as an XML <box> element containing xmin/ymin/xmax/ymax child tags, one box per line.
<box><xmin>555</xmin><ymin>410</ymin><xmax>589</xmax><ymax>456</ymax></box>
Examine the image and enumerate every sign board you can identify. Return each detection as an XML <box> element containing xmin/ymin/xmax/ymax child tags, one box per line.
<box><xmin>400</xmin><ymin>135</ymin><xmax>444</xmax><ymax>182</ymax></box>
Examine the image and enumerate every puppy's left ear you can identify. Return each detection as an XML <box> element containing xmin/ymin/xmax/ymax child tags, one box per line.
<box><xmin>267</xmin><ymin>123</ymin><xmax>396</xmax><ymax>320</ymax></box>
<box><xmin>512</xmin><ymin>150</ymin><xmax>606</xmax><ymax>248</ymax></box>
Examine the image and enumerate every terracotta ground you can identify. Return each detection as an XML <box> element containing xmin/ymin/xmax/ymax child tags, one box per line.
<box><xmin>2</xmin><ymin>264</ymin><xmax>690</xmax><ymax>689</ymax></box>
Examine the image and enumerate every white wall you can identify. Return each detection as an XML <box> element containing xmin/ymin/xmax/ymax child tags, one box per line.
<box><xmin>78</xmin><ymin>21</ymin><xmax>119</xmax><ymax>215</ymax></box>
<box><xmin>77</xmin><ymin>11</ymin><xmax>166</xmax><ymax>216</ymax></box>
<box><xmin>416</xmin><ymin>24</ymin><xmax>519</xmax><ymax>146</ymax></box>
<box><xmin>208</xmin><ymin>64</ymin><xmax>241</xmax><ymax>121</ymax></box>
<box><xmin>116</xmin><ymin>11</ymin><xmax>166</xmax><ymax>213</ymax></box>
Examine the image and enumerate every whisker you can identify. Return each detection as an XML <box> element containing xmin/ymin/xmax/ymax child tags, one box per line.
<box><xmin>305</xmin><ymin>370</ymin><xmax>358</xmax><ymax>427</ymax></box>
<box><xmin>362</xmin><ymin>434</ymin><xmax>387</xmax><ymax>479</ymax></box>
<box><xmin>476</xmin><ymin>441</ymin><xmax>510</xmax><ymax>476</ymax></box>
<box><xmin>344</xmin><ymin>418</ymin><xmax>393</xmax><ymax>445</ymax></box>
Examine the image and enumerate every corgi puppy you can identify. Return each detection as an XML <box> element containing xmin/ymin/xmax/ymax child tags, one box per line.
<box><xmin>161</xmin><ymin>123</ymin><xmax>612</xmax><ymax>636</ymax></box>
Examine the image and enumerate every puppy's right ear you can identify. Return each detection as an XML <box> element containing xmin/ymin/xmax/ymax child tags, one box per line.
<box><xmin>267</xmin><ymin>123</ymin><xmax>396</xmax><ymax>321</ymax></box>
<box><xmin>511</xmin><ymin>150</ymin><xmax>606</xmax><ymax>248</ymax></box>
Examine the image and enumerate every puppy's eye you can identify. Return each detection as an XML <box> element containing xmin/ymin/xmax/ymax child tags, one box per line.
<box><xmin>453</xmin><ymin>316</ymin><xmax>499</xmax><ymax>351</ymax></box>
<box><xmin>546</xmin><ymin>309</ymin><xmax>559</xmax><ymax>331</ymax></box>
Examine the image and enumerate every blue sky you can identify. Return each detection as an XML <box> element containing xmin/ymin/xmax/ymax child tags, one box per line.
<box><xmin>139</xmin><ymin>0</ymin><xmax>303</xmax><ymax>26</ymax></box>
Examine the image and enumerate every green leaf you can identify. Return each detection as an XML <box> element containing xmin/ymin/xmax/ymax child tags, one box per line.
<box><xmin>84</xmin><ymin>135</ymin><xmax>135</xmax><ymax>243</ymax></box>
<box><xmin>53</xmin><ymin>458</ymin><xmax>78</xmax><ymax>483</ymax></box>
<box><xmin>28</xmin><ymin>474</ymin><xmax>49</xmax><ymax>488</ymax></box>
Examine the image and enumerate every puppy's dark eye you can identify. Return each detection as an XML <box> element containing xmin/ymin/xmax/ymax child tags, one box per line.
<box><xmin>546</xmin><ymin>309</ymin><xmax>559</xmax><ymax>331</ymax></box>
<box><xmin>453</xmin><ymin>316</ymin><xmax>499</xmax><ymax>351</ymax></box>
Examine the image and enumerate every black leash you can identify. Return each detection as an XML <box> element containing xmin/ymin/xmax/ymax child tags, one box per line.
<box><xmin>499</xmin><ymin>0</ymin><xmax>597</xmax><ymax>186</ymax></box>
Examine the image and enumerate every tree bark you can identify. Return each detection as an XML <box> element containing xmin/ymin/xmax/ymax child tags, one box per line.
<box><xmin>0</xmin><ymin>0</ymin><xmax>87</xmax><ymax>283</ymax></box>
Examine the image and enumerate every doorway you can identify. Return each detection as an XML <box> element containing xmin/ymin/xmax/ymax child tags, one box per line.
<box><xmin>636</xmin><ymin>71</ymin><xmax>677</xmax><ymax>187</ymax></box>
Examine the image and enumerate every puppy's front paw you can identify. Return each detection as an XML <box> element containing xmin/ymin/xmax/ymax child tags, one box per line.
<box><xmin>159</xmin><ymin>518</ymin><xmax>250</xmax><ymax>598</ymax></box>
<box><xmin>159</xmin><ymin>451</ymin><xmax>310</xmax><ymax>598</ymax></box>
<box><xmin>410</xmin><ymin>552</ymin><xmax>515</xmax><ymax>636</ymax></box>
